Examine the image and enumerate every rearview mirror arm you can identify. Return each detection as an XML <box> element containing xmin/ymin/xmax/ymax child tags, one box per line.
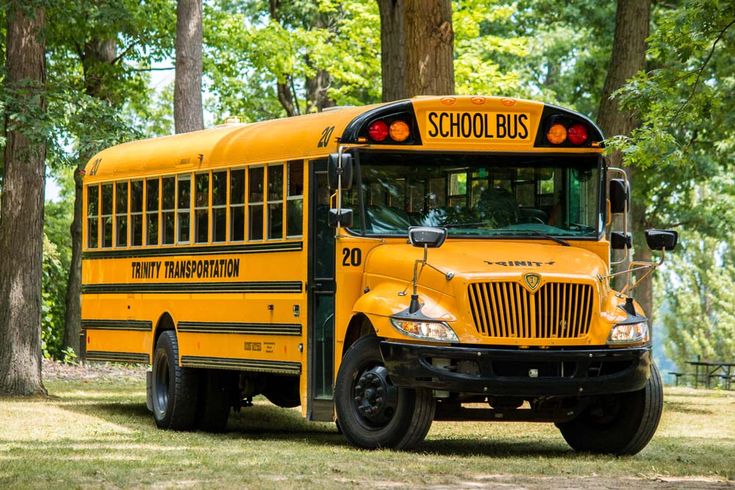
<box><xmin>602</xmin><ymin>248</ymin><xmax>667</xmax><ymax>293</ymax></box>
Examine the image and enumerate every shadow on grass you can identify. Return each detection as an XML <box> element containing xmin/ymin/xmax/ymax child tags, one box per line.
<box><xmin>55</xmin><ymin>398</ymin><xmax>582</xmax><ymax>458</ymax></box>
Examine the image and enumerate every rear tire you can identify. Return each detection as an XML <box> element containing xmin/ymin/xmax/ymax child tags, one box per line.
<box><xmin>151</xmin><ymin>331</ymin><xmax>200</xmax><ymax>430</ymax></box>
<box><xmin>335</xmin><ymin>335</ymin><xmax>435</xmax><ymax>450</ymax></box>
<box><xmin>557</xmin><ymin>362</ymin><xmax>663</xmax><ymax>455</ymax></box>
<box><xmin>196</xmin><ymin>369</ymin><xmax>237</xmax><ymax>432</ymax></box>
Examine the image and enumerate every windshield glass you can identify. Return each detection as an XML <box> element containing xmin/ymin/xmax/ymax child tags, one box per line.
<box><xmin>345</xmin><ymin>152</ymin><xmax>602</xmax><ymax>238</ymax></box>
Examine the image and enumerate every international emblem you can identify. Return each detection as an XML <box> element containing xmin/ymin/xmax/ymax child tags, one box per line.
<box><xmin>524</xmin><ymin>273</ymin><xmax>541</xmax><ymax>292</ymax></box>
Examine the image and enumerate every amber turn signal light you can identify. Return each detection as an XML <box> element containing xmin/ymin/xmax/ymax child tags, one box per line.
<box><xmin>546</xmin><ymin>123</ymin><xmax>567</xmax><ymax>145</ymax></box>
<box><xmin>389</xmin><ymin>120</ymin><xmax>411</xmax><ymax>142</ymax></box>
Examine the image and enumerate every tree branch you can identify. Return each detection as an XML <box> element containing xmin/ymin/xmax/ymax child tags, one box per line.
<box><xmin>673</xmin><ymin>17</ymin><xmax>735</xmax><ymax>121</ymax></box>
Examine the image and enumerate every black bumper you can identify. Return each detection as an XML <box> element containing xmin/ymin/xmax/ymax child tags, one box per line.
<box><xmin>380</xmin><ymin>341</ymin><xmax>651</xmax><ymax>397</ymax></box>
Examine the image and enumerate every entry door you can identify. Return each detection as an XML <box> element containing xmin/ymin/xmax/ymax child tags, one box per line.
<box><xmin>307</xmin><ymin>159</ymin><xmax>336</xmax><ymax>421</ymax></box>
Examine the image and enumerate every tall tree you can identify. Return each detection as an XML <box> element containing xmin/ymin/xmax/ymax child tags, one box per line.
<box><xmin>378</xmin><ymin>0</ymin><xmax>454</xmax><ymax>101</ymax></box>
<box><xmin>0</xmin><ymin>1</ymin><xmax>47</xmax><ymax>395</ymax></box>
<box><xmin>595</xmin><ymin>0</ymin><xmax>652</xmax><ymax>315</ymax></box>
<box><xmin>50</xmin><ymin>0</ymin><xmax>175</xmax><ymax>357</ymax></box>
<box><xmin>175</xmin><ymin>0</ymin><xmax>204</xmax><ymax>132</ymax></box>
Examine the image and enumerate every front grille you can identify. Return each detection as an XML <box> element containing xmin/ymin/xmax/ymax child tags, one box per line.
<box><xmin>468</xmin><ymin>281</ymin><xmax>594</xmax><ymax>339</ymax></box>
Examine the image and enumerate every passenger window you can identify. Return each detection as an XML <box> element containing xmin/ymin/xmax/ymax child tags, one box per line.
<box><xmin>162</xmin><ymin>177</ymin><xmax>175</xmax><ymax>245</ymax></box>
<box><xmin>230</xmin><ymin>169</ymin><xmax>245</xmax><ymax>241</ymax></box>
<box><xmin>130</xmin><ymin>180</ymin><xmax>143</xmax><ymax>246</ymax></box>
<box><xmin>177</xmin><ymin>175</ymin><xmax>191</xmax><ymax>243</ymax></box>
<box><xmin>115</xmin><ymin>181</ymin><xmax>128</xmax><ymax>247</ymax></box>
<box><xmin>267</xmin><ymin>164</ymin><xmax>283</xmax><ymax>239</ymax></box>
<box><xmin>195</xmin><ymin>173</ymin><xmax>209</xmax><ymax>243</ymax></box>
<box><xmin>146</xmin><ymin>178</ymin><xmax>159</xmax><ymax>246</ymax></box>
<box><xmin>87</xmin><ymin>185</ymin><xmax>99</xmax><ymax>248</ymax></box>
<box><xmin>248</xmin><ymin>167</ymin><xmax>264</xmax><ymax>240</ymax></box>
<box><xmin>286</xmin><ymin>161</ymin><xmax>303</xmax><ymax>237</ymax></box>
<box><xmin>212</xmin><ymin>171</ymin><xmax>227</xmax><ymax>242</ymax></box>
<box><xmin>101</xmin><ymin>184</ymin><xmax>113</xmax><ymax>247</ymax></box>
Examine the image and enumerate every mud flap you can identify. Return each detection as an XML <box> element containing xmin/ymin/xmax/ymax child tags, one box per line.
<box><xmin>146</xmin><ymin>370</ymin><xmax>153</xmax><ymax>412</ymax></box>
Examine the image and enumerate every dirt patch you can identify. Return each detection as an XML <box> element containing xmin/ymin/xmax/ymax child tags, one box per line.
<box><xmin>42</xmin><ymin>358</ymin><xmax>146</xmax><ymax>382</ymax></box>
<box><xmin>429</xmin><ymin>475</ymin><xmax>735</xmax><ymax>489</ymax></box>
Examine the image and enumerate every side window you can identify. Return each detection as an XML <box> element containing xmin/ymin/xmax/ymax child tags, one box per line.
<box><xmin>162</xmin><ymin>177</ymin><xmax>175</xmax><ymax>245</ymax></box>
<box><xmin>101</xmin><ymin>184</ymin><xmax>113</xmax><ymax>247</ymax></box>
<box><xmin>177</xmin><ymin>174</ymin><xmax>191</xmax><ymax>243</ymax></box>
<box><xmin>230</xmin><ymin>169</ymin><xmax>245</xmax><ymax>241</ymax></box>
<box><xmin>195</xmin><ymin>173</ymin><xmax>209</xmax><ymax>243</ymax></box>
<box><xmin>87</xmin><ymin>185</ymin><xmax>99</xmax><ymax>248</ymax></box>
<box><xmin>146</xmin><ymin>178</ymin><xmax>160</xmax><ymax>246</ymax></box>
<box><xmin>115</xmin><ymin>181</ymin><xmax>128</xmax><ymax>247</ymax></box>
<box><xmin>287</xmin><ymin>161</ymin><xmax>303</xmax><ymax>237</ymax></box>
<box><xmin>130</xmin><ymin>180</ymin><xmax>143</xmax><ymax>246</ymax></box>
<box><xmin>267</xmin><ymin>164</ymin><xmax>284</xmax><ymax>239</ymax></box>
<box><xmin>212</xmin><ymin>171</ymin><xmax>227</xmax><ymax>242</ymax></box>
<box><xmin>248</xmin><ymin>167</ymin><xmax>264</xmax><ymax>240</ymax></box>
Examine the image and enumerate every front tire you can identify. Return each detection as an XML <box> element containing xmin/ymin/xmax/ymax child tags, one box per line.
<box><xmin>335</xmin><ymin>336</ymin><xmax>435</xmax><ymax>450</ymax></box>
<box><xmin>151</xmin><ymin>331</ymin><xmax>200</xmax><ymax>430</ymax></box>
<box><xmin>557</xmin><ymin>362</ymin><xmax>663</xmax><ymax>455</ymax></box>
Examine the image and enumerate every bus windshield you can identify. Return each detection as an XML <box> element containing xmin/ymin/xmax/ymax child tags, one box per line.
<box><xmin>347</xmin><ymin>152</ymin><xmax>603</xmax><ymax>238</ymax></box>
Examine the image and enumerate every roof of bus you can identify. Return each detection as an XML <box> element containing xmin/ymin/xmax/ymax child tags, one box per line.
<box><xmin>84</xmin><ymin>96</ymin><xmax>602</xmax><ymax>183</ymax></box>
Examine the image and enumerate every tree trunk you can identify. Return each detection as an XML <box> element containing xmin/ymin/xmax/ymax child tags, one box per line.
<box><xmin>63</xmin><ymin>40</ymin><xmax>117</xmax><ymax>357</ymax></box>
<box><xmin>596</xmin><ymin>0</ymin><xmax>652</xmax><ymax>315</ymax></box>
<box><xmin>378</xmin><ymin>0</ymin><xmax>454</xmax><ymax>101</ymax></box>
<box><xmin>174</xmin><ymin>0</ymin><xmax>204</xmax><ymax>133</ymax></box>
<box><xmin>404</xmin><ymin>0</ymin><xmax>454</xmax><ymax>97</ymax></box>
<box><xmin>378</xmin><ymin>0</ymin><xmax>405</xmax><ymax>101</ymax></box>
<box><xmin>0</xmin><ymin>2</ymin><xmax>47</xmax><ymax>396</ymax></box>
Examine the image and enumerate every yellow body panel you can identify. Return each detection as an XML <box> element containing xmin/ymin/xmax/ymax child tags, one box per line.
<box><xmin>81</xmin><ymin>96</ymin><xmax>635</xmax><ymax>421</ymax></box>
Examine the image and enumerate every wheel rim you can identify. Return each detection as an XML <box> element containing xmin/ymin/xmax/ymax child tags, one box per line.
<box><xmin>351</xmin><ymin>364</ymin><xmax>399</xmax><ymax>429</ymax></box>
<box><xmin>153</xmin><ymin>349</ymin><xmax>170</xmax><ymax>419</ymax></box>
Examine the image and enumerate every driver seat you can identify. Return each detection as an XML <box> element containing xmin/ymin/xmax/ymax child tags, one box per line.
<box><xmin>478</xmin><ymin>187</ymin><xmax>520</xmax><ymax>227</ymax></box>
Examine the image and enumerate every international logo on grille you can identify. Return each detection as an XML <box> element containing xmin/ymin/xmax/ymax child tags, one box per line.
<box><xmin>523</xmin><ymin>273</ymin><xmax>541</xmax><ymax>292</ymax></box>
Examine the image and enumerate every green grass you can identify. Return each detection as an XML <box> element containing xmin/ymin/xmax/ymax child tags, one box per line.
<box><xmin>1</xmin><ymin>377</ymin><xmax>734</xmax><ymax>488</ymax></box>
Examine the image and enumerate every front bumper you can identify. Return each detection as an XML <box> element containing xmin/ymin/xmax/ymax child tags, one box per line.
<box><xmin>380</xmin><ymin>341</ymin><xmax>651</xmax><ymax>397</ymax></box>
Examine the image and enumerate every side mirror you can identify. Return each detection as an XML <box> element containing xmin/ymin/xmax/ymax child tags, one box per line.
<box><xmin>328</xmin><ymin>208</ymin><xmax>353</xmax><ymax>228</ymax></box>
<box><xmin>610</xmin><ymin>231</ymin><xmax>632</xmax><ymax>250</ymax></box>
<box><xmin>328</xmin><ymin>153</ymin><xmax>353</xmax><ymax>192</ymax></box>
<box><xmin>609</xmin><ymin>178</ymin><xmax>629</xmax><ymax>214</ymax></box>
<box><xmin>645</xmin><ymin>229</ymin><xmax>677</xmax><ymax>251</ymax></box>
<box><xmin>408</xmin><ymin>226</ymin><xmax>447</xmax><ymax>249</ymax></box>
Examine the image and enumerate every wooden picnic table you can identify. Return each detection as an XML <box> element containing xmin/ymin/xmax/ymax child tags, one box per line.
<box><xmin>686</xmin><ymin>359</ymin><xmax>735</xmax><ymax>389</ymax></box>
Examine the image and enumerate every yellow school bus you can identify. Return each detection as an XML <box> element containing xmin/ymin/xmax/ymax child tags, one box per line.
<box><xmin>81</xmin><ymin>96</ymin><xmax>677</xmax><ymax>453</ymax></box>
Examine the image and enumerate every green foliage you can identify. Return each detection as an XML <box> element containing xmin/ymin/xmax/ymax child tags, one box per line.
<box><xmin>42</xmin><ymin>234</ymin><xmax>66</xmax><ymax>359</ymax></box>
<box><xmin>661</xmin><ymin>232</ymin><xmax>735</xmax><ymax>367</ymax></box>
<box><xmin>204</xmin><ymin>0</ymin><xmax>381</xmax><ymax>122</ymax></box>
<box><xmin>611</xmin><ymin>1</ymin><xmax>735</xmax><ymax>363</ymax></box>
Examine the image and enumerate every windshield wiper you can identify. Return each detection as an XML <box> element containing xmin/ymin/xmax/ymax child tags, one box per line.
<box><xmin>523</xmin><ymin>230</ymin><xmax>571</xmax><ymax>246</ymax></box>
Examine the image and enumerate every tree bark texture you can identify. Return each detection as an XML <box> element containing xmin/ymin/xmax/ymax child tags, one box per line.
<box><xmin>403</xmin><ymin>0</ymin><xmax>454</xmax><ymax>98</ymax></box>
<box><xmin>596</xmin><ymin>0</ymin><xmax>652</xmax><ymax>316</ymax></box>
<box><xmin>597</xmin><ymin>0</ymin><xmax>651</xmax><ymax>165</ymax></box>
<box><xmin>0</xmin><ymin>3</ymin><xmax>47</xmax><ymax>396</ymax></box>
<box><xmin>378</xmin><ymin>0</ymin><xmax>405</xmax><ymax>102</ymax></box>
<box><xmin>63</xmin><ymin>40</ymin><xmax>117</xmax><ymax>356</ymax></box>
<box><xmin>378</xmin><ymin>0</ymin><xmax>454</xmax><ymax>101</ymax></box>
<box><xmin>174</xmin><ymin>0</ymin><xmax>204</xmax><ymax>133</ymax></box>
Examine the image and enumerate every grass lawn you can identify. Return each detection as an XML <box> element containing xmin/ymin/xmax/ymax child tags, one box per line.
<box><xmin>1</xmin><ymin>366</ymin><xmax>734</xmax><ymax>489</ymax></box>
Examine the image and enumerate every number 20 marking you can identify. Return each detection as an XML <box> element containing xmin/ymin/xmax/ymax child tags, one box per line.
<box><xmin>342</xmin><ymin>247</ymin><xmax>362</xmax><ymax>267</ymax></box>
<box><xmin>318</xmin><ymin>126</ymin><xmax>335</xmax><ymax>148</ymax></box>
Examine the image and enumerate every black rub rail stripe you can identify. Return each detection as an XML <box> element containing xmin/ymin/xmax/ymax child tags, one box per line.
<box><xmin>81</xmin><ymin>319</ymin><xmax>152</xmax><ymax>331</ymax></box>
<box><xmin>81</xmin><ymin>281</ymin><xmax>303</xmax><ymax>294</ymax></box>
<box><xmin>180</xmin><ymin>356</ymin><xmax>301</xmax><ymax>375</ymax></box>
<box><xmin>178</xmin><ymin>322</ymin><xmax>302</xmax><ymax>336</ymax></box>
<box><xmin>82</xmin><ymin>241</ymin><xmax>303</xmax><ymax>260</ymax></box>
<box><xmin>85</xmin><ymin>351</ymin><xmax>150</xmax><ymax>364</ymax></box>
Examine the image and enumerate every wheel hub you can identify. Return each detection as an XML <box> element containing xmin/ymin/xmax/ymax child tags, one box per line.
<box><xmin>353</xmin><ymin>365</ymin><xmax>398</xmax><ymax>426</ymax></box>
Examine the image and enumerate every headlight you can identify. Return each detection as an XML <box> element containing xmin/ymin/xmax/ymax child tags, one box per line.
<box><xmin>390</xmin><ymin>318</ymin><xmax>459</xmax><ymax>342</ymax></box>
<box><xmin>608</xmin><ymin>322</ymin><xmax>649</xmax><ymax>345</ymax></box>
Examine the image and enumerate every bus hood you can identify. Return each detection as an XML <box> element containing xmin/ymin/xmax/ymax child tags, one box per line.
<box><xmin>363</xmin><ymin>240</ymin><xmax>608</xmax><ymax>295</ymax></box>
